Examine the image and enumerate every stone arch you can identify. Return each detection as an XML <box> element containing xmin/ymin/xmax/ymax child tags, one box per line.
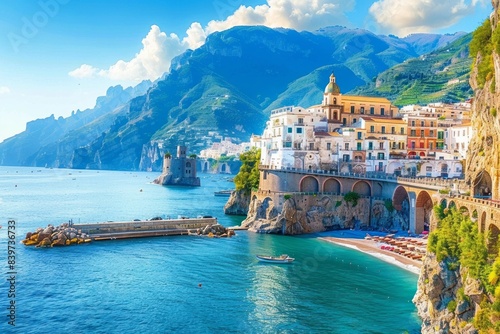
<box><xmin>203</xmin><ymin>161</ymin><xmax>209</xmax><ymax>172</ymax></box>
<box><xmin>415</xmin><ymin>191</ymin><xmax>433</xmax><ymax>234</ymax></box>
<box><xmin>352</xmin><ymin>181</ymin><xmax>371</xmax><ymax>197</ymax></box>
<box><xmin>459</xmin><ymin>206</ymin><xmax>469</xmax><ymax>216</ymax></box>
<box><xmin>352</xmin><ymin>163</ymin><xmax>365</xmax><ymax>174</ymax></box>
<box><xmin>438</xmin><ymin>162</ymin><xmax>448</xmax><ymax>178</ymax></box>
<box><xmin>448</xmin><ymin>201</ymin><xmax>456</xmax><ymax>209</ymax></box>
<box><xmin>323</xmin><ymin>178</ymin><xmax>341</xmax><ymax>194</ymax></box>
<box><xmin>474</xmin><ymin>170</ymin><xmax>492</xmax><ymax>198</ymax></box>
<box><xmin>393</xmin><ymin>186</ymin><xmax>409</xmax><ymax>211</ymax></box>
<box><xmin>440</xmin><ymin>198</ymin><xmax>447</xmax><ymax>209</ymax></box>
<box><xmin>221</xmin><ymin>163</ymin><xmax>227</xmax><ymax>173</ymax></box>
<box><xmin>372</xmin><ymin>182</ymin><xmax>383</xmax><ymax>197</ymax></box>
<box><xmin>488</xmin><ymin>224</ymin><xmax>499</xmax><ymax>255</ymax></box>
<box><xmin>300</xmin><ymin>176</ymin><xmax>319</xmax><ymax>192</ymax></box>
<box><xmin>387</xmin><ymin>161</ymin><xmax>403</xmax><ymax>175</ymax></box>
<box><xmin>471</xmin><ymin>209</ymin><xmax>478</xmax><ymax>221</ymax></box>
<box><xmin>186</xmin><ymin>161</ymin><xmax>192</xmax><ymax>168</ymax></box>
<box><xmin>480</xmin><ymin>211</ymin><xmax>487</xmax><ymax>234</ymax></box>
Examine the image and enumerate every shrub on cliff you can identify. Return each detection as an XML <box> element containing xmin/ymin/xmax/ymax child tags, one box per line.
<box><xmin>428</xmin><ymin>207</ymin><xmax>500</xmax><ymax>332</ymax></box>
<box><xmin>234</xmin><ymin>148</ymin><xmax>261</xmax><ymax>194</ymax></box>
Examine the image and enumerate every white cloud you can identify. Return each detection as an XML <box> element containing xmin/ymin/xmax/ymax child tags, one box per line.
<box><xmin>0</xmin><ymin>86</ymin><xmax>11</xmax><ymax>95</ymax></box>
<box><xmin>69</xmin><ymin>25</ymin><xmax>187</xmax><ymax>82</ymax></box>
<box><xmin>69</xmin><ymin>1</ymin><xmax>357</xmax><ymax>83</ymax></box>
<box><xmin>369</xmin><ymin>0</ymin><xmax>486</xmax><ymax>36</ymax></box>
<box><xmin>183</xmin><ymin>0</ymin><xmax>355</xmax><ymax>48</ymax></box>
<box><xmin>68</xmin><ymin>64</ymin><xmax>100</xmax><ymax>78</ymax></box>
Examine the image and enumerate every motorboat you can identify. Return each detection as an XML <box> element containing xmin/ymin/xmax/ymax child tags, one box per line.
<box><xmin>255</xmin><ymin>254</ymin><xmax>294</xmax><ymax>263</ymax></box>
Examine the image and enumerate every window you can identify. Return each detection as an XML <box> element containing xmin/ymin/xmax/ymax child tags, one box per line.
<box><xmin>296</xmin><ymin>127</ymin><xmax>303</xmax><ymax>133</ymax></box>
<box><xmin>391</xmin><ymin>127</ymin><xmax>395</xmax><ymax>134</ymax></box>
<box><xmin>377</xmin><ymin>153</ymin><xmax>384</xmax><ymax>160</ymax></box>
<box><xmin>410</xmin><ymin>130</ymin><xmax>416</xmax><ymax>137</ymax></box>
<box><xmin>420</xmin><ymin>142</ymin><xmax>425</xmax><ymax>148</ymax></box>
<box><xmin>287</xmin><ymin>127</ymin><xmax>292</xmax><ymax>133</ymax></box>
<box><xmin>421</xmin><ymin>121</ymin><xmax>425</xmax><ymax>127</ymax></box>
<box><xmin>426</xmin><ymin>166</ymin><xmax>432</xmax><ymax>172</ymax></box>
<box><xmin>353</xmin><ymin>118</ymin><xmax>357</xmax><ymax>124</ymax></box>
<box><xmin>379</xmin><ymin>142</ymin><xmax>384</xmax><ymax>149</ymax></box>
<box><xmin>381</xmin><ymin>126</ymin><xmax>385</xmax><ymax>134</ymax></box>
<box><xmin>350</xmin><ymin>106</ymin><xmax>355</xmax><ymax>114</ymax></box>
<box><xmin>326</xmin><ymin>143</ymin><xmax>331</xmax><ymax>150</ymax></box>
<box><xmin>309</xmin><ymin>143</ymin><xmax>314</xmax><ymax>150</ymax></box>
<box><xmin>342</xmin><ymin>118</ymin><xmax>347</xmax><ymax>125</ymax></box>
<box><xmin>430</xmin><ymin>121</ymin><xmax>434</xmax><ymax>127</ymax></box>
<box><xmin>370</xmin><ymin>125</ymin><xmax>375</xmax><ymax>133</ymax></box>
<box><xmin>284</xmin><ymin>142</ymin><xmax>292</xmax><ymax>148</ymax></box>
<box><xmin>360</xmin><ymin>107</ymin><xmax>365</xmax><ymax>114</ymax></box>
<box><xmin>411</xmin><ymin>141</ymin><xmax>415</xmax><ymax>149</ymax></box>
<box><xmin>357</xmin><ymin>142</ymin><xmax>362</xmax><ymax>150</ymax></box>
<box><xmin>345</xmin><ymin>143</ymin><xmax>349</xmax><ymax>150</ymax></box>
<box><xmin>368</xmin><ymin>142</ymin><xmax>373</xmax><ymax>150</ymax></box>
<box><xmin>437</xmin><ymin>131</ymin><xmax>444</xmax><ymax>139</ymax></box>
<box><xmin>343</xmin><ymin>154</ymin><xmax>350</xmax><ymax>162</ymax></box>
<box><xmin>381</xmin><ymin>108</ymin><xmax>385</xmax><ymax>116</ymax></box>
<box><xmin>357</xmin><ymin>132</ymin><xmax>362</xmax><ymax>139</ymax></box>
<box><xmin>298</xmin><ymin>118</ymin><xmax>303</xmax><ymax>124</ymax></box>
<box><xmin>370</xmin><ymin>107</ymin><xmax>374</xmax><ymax>115</ymax></box>
<box><xmin>400</xmin><ymin>127</ymin><xmax>404</xmax><ymax>135</ymax></box>
<box><xmin>420</xmin><ymin>130</ymin><xmax>424</xmax><ymax>137</ymax></box>
<box><xmin>411</xmin><ymin>120</ymin><xmax>415</xmax><ymax>126</ymax></box>
<box><xmin>429</xmin><ymin>130</ymin><xmax>434</xmax><ymax>137</ymax></box>
<box><xmin>429</xmin><ymin>142</ymin><xmax>433</xmax><ymax>150</ymax></box>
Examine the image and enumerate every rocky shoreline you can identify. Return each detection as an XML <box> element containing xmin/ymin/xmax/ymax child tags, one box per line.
<box><xmin>22</xmin><ymin>223</ymin><xmax>92</xmax><ymax>247</ymax></box>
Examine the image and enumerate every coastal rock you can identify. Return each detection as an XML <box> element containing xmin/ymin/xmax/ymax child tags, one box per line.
<box><xmin>242</xmin><ymin>193</ymin><xmax>408</xmax><ymax>235</ymax></box>
<box><xmin>413</xmin><ymin>254</ymin><xmax>479</xmax><ymax>334</ymax></box>
<box><xmin>22</xmin><ymin>223</ymin><xmax>91</xmax><ymax>247</ymax></box>
<box><xmin>223</xmin><ymin>190</ymin><xmax>251</xmax><ymax>215</ymax></box>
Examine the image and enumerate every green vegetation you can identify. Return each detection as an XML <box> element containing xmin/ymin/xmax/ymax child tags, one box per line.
<box><xmin>164</xmin><ymin>152</ymin><xmax>171</xmax><ymax>158</ymax></box>
<box><xmin>189</xmin><ymin>154</ymin><xmax>197</xmax><ymax>159</ymax></box>
<box><xmin>351</xmin><ymin>33</ymin><xmax>473</xmax><ymax>106</ymax></box>
<box><xmin>384</xmin><ymin>199</ymin><xmax>395</xmax><ymax>213</ymax></box>
<box><xmin>344</xmin><ymin>192</ymin><xmax>360</xmax><ymax>207</ymax></box>
<box><xmin>428</xmin><ymin>207</ymin><xmax>500</xmax><ymax>333</ymax></box>
<box><xmin>284</xmin><ymin>194</ymin><xmax>292</xmax><ymax>200</ymax></box>
<box><xmin>491</xmin><ymin>107</ymin><xmax>497</xmax><ymax>118</ymax></box>
<box><xmin>447</xmin><ymin>300</ymin><xmax>457</xmax><ymax>312</ymax></box>
<box><xmin>469</xmin><ymin>19</ymin><xmax>497</xmax><ymax>90</ymax></box>
<box><xmin>233</xmin><ymin>148</ymin><xmax>261</xmax><ymax>194</ymax></box>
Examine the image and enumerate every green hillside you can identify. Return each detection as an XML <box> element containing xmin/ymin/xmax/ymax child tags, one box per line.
<box><xmin>350</xmin><ymin>33</ymin><xmax>473</xmax><ymax>106</ymax></box>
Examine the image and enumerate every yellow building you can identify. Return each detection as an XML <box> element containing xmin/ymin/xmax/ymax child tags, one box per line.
<box><xmin>314</xmin><ymin>73</ymin><xmax>399</xmax><ymax>127</ymax></box>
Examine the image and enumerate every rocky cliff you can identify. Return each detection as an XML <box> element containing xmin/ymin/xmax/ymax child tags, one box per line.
<box><xmin>413</xmin><ymin>254</ymin><xmax>482</xmax><ymax>334</ymax></box>
<box><xmin>414</xmin><ymin>1</ymin><xmax>500</xmax><ymax>332</ymax></box>
<box><xmin>223</xmin><ymin>190</ymin><xmax>251</xmax><ymax>215</ymax></box>
<box><xmin>241</xmin><ymin>193</ymin><xmax>410</xmax><ymax>235</ymax></box>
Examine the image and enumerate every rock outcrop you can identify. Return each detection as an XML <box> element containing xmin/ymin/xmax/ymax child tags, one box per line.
<box><xmin>241</xmin><ymin>193</ymin><xmax>409</xmax><ymax>235</ymax></box>
<box><xmin>22</xmin><ymin>223</ymin><xmax>92</xmax><ymax>247</ymax></box>
<box><xmin>413</xmin><ymin>254</ymin><xmax>481</xmax><ymax>334</ymax></box>
<box><xmin>223</xmin><ymin>190</ymin><xmax>251</xmax><ymax>215</ymax></box>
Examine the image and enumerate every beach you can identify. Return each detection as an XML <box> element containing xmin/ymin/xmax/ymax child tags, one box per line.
<box><xmin>319</xmin><ymin>230</ymin><xmax>426</xmax><ymax>275</ymax></box>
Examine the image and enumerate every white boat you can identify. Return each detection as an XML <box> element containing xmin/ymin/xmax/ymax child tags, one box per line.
<box><xmin>256</xmin><ymin>254</ymin><xmax>294</xmax><ymax>263</ymax></box>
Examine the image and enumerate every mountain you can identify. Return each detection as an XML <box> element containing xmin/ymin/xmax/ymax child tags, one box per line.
<box><xmin>349</xmin><ymin>33</ymin><xmax>473</xmax><ymax>106</ymax></box>
<box><xmin>402</xmin><ymin>32</ymin><xmax>468</xmax><ymax>55</ymax></box>
<box><xmin>0</xmin><ymin>25</ymin><xmax>466</xmax><ymax>171</ymax></box>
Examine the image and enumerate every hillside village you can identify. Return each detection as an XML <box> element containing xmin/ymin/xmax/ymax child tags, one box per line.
<box><xmin>245</xmin><ymin>73</ymin><xmax>472</xmax><ymax>179</ymax></box>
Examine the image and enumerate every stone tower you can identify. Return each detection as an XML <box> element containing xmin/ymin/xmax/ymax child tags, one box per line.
<box><xmin>154</xmin><ymin>145</ymin><xmax>200</xmax><ymax>186</ymax></box>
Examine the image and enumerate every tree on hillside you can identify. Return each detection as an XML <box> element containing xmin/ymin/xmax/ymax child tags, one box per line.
<box><xmin>234</xmin><ymin>148</ymin><xmax>261</xmax><ymax>194</ymax></box>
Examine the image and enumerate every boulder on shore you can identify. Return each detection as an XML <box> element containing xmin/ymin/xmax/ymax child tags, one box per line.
<box><xmin>22</xmin><ymin>223</ymin><xmax>91</xmax><ymax>247</ymax></box>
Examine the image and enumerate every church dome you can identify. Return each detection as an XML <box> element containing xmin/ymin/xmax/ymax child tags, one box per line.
<box><xmin>324</xmin><ymin>73</ymin><xmax>340</xmax><ymax>94</ymax></box>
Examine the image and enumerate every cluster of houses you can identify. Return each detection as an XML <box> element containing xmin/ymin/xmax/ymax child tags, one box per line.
<box><xmin>250</xmin><ymin>73</ymin><xmax>472</xmax><ymax>179</ymax></box>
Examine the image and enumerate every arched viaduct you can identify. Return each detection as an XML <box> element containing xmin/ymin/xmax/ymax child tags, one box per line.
<box><xmin>257</xmin><ymin>166</ymin><xmax>500</xmax><ymax>248</ymax></box>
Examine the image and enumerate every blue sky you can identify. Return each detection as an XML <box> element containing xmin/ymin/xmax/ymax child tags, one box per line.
<box><xmin>0</xmin><ymin>0</ymin><xmax>493</xmax><ymax>142</ymax></box>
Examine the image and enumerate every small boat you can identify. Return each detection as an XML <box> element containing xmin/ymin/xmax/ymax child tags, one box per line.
<box><xmin>256</xmin><ymin>254</ymin><xmax>294</xmax><ymax>263</ymax></box>
<box><xmin>214</xmin><ymin>190</ymin><xmax>233</xmax><ymax>197</ymax></box>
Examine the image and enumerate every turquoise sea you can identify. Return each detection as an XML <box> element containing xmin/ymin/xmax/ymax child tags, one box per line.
<box><xmin>0</xmin><ymin>167</ymin><xmax>421</xmax><ymax>333</ymax></box>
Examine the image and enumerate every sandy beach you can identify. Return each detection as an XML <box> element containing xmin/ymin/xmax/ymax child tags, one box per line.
<box><xmin>318</xmin><ymin>230</ymin><xmax>426</xmax><ymax>275</ymax></box>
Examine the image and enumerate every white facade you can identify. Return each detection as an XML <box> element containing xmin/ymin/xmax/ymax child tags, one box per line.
<box><xmin>445</xmin><ymin>123</ymin><xmax>473</xmax><ymax>160</ymax></box>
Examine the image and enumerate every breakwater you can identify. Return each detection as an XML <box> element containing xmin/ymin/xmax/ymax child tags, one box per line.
<box><xmin>22</xmin><ymin>217</ymin><xmax>235</xmax><ymax>247</ymax></box>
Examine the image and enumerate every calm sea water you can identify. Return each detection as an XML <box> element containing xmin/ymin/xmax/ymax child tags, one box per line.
<box><xmin>0</xmin><ymin>167</ymin><xmax>421</xmax><ymax>333</ymax></box>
